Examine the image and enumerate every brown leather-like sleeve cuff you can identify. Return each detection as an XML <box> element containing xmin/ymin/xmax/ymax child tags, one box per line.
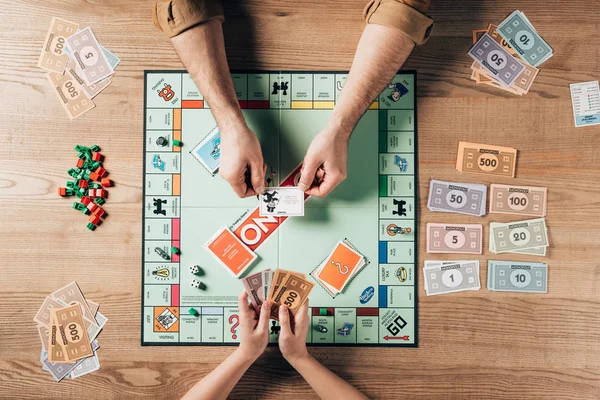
<box><xmin>363</xmin><ymin>0</ymin><xmax>434</xmax><ymax>45</ymax></box>
<box><xmin>154</xmin><ymin>0</ymin><xmax>224</xmax><ymax>38</ymax></box>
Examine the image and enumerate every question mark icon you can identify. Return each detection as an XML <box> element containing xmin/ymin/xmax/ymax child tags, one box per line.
<box><xmin>229</xmin><ymin>315</ymin><xmax>240</xmax><ymax>339</ymax></box>
<box><xmin>331</xmin><ymin>260</ymin><xmax>349</xmax><ymax>275</ymax></box>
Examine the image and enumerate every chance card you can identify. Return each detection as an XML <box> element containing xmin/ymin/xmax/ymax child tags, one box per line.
<box><xmin>259</xmin><ymin>187</ymin><xmax>304</xmax><ymax>217</ymax></box>
<box><xmin>316</xmin><ymin>241</ymin><xmax>364</xmax><ymax>292</ymax></box>
<box><xmin>191</xmin><ymin>126</ymin><xmax>221</xmax><ymax>174</ymax></box>
<box><xmin>205</xmin><ymin>227</ymin><xmax>257</xmax><ymax>277</ymax></box>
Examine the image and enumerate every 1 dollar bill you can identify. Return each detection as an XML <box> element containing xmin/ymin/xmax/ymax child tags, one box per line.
<box><xmin>490</xmin><ymin>184</ymin><xmax>547</xmax><ymax>217</ymax></box>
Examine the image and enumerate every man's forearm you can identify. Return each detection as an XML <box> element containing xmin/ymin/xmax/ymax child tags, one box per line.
<box><xmin>171</xmin><ymin>19</ymin><xmax>245</xmax><ymax>132</ymax></box>
<box><xmin>328</xmin><ymin>24</ymin><xmax>415</xmax><ymax>138</ymax></box>
<box><xmin>181</xmin><ymin>348</ymin><xmax>255</xmax><ymax>400</ymax></box>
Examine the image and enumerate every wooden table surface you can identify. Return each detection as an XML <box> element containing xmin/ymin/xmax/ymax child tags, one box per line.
<box><xmin>1</xmin><ymin>0</ymin><xmax>599</xmax><ymax>398</ymax></box>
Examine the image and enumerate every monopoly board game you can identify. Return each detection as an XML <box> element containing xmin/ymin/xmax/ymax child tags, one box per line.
<box><xmin>142</xmin><ymin>70</ymin><xmax>418</xmax><ymax>346</ymax></box>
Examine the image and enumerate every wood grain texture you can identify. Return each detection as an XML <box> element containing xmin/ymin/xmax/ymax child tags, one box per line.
<box><xmin>0</xmin><ymin>0</ymin><xmax>599</xmax><ymax>398</ymax></box>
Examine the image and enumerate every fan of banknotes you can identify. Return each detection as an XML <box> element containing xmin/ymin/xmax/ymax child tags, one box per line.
<box><xmin>33</xmin><ymin>282</ymin><xmax>107</xmax><ymax>382</ymax></box>
<box><xmin>37</xmin><ymin>17</ymin><xmax>120</xmax><ymax>119</ymax></box>
<box><xmin>468</xmin><ymin>10</ymin><xmax>553</xmax><ymax>95</ymax></box>
<box><xmin>242</xmin><ymin>269</ymin><xmax>314</xmax><ymax>321</ymax></box>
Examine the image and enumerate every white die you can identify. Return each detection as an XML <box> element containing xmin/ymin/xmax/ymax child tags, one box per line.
<box><xmin>190</xmin><ymin>265</ymin><xmax>200</xmax><ymax>274</ymax></box>
<box><xmin>191</xmin><ymin>279</ymin><xmax>202</xmax><ymax>289</ymax></box>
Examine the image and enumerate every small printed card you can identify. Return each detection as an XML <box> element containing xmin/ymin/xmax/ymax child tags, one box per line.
<box><xmin>204</xmin><ymin>227</ymin><xmax>257</xmax><ymax>277</ymax></box>
<box><xmin>191</xmin><ymin>126</ymin><xmax>221</xmax><ymax>174</ymax></box>
<box><xmin>569</xmin><ymin>81</ymin><xmax>600</xmax><ymax>127</ymax></box>
<box><xmin>259</xmin><ymin>187</ymin><xmax>304</xmax><ymax>217</ymax></box>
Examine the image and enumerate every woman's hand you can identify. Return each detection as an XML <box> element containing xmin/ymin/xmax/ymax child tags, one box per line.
<box><xmin>237</xmin><ymin>291</ymin><xmax>271</xmax><ymax>361</ymax></box>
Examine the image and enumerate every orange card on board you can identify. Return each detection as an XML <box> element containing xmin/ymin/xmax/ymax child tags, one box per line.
<box><xmin>205</xmin><ymin>227</ymin><xmax>258</xmax><ymax>277</ymax></box>
<box><xmin>316</xmin><ymin>241</ymin><xmax>363</xmax><ymax>291</ymax></box>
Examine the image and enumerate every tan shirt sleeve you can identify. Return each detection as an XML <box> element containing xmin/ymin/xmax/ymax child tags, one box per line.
<box><xmin>363</xmin><ymin>0</ymin><xmax>434</xmax><ymax>45</ymax></box>
<box><xmin>153</xmin><ymin>0</ymin><xmax>224</xmax><ymax>38</ymax></box>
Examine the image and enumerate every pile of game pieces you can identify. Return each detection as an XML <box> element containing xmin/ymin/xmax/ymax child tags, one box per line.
<box><xmin>427</xmin><ymin>179</ymin><xmax>487</xmax><ymax>217</ymax></box>
<box><xmin>58</xmin><ymin>144</ymin><xmax>112</xmax><ymax>231</ymax></box>
<box><xmin>310</xmin><ymin>240</ymin><xmax>368</xmax><ymax>298</ymax></box>
<box><xmin>34</xmin><ymin>282</ymin><xmax>107</xmax><ymax>382</ymax></box>
<box><xmin>241</xmin><ymin>269</ymin><xmax>314</xmax><ymax>321</ymax></box>
<box><xmin>38</xmin><ymin>18</ymin><xmax>120</xmax><ymax>119</ymax></box>
<box><xmin>468</xmin><ymin>10</ymin><xmax>552</xmax><ymax>95</ymax></box>
<box><xmin>487</xmin><ymin>261</ymin><xmax>548</xmax><ymax>293</ymax></box>
<box><xmin>489</xmin><ymin>218</ymin><xmax>549</xmax><ymax>256</ymax></box>
<box><xmin>423</xmin><ymin>260</ymin><xmax>481</xmax><ymax>296</ymax></box>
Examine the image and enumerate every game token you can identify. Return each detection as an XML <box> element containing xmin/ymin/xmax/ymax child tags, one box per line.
<box><xmin>156</xmin><ymin>136</ymin><xmax>168</xmax><ymax>147</ymax></box>
<box><xmin>188</xmin><ymin>308</ymin><xmax>200</xmax><ymax>317</ymax></box>
<box><xmin>154</xmin><ymin>247</ymin><xmax>170</xmax><ymax>261</ymax></box>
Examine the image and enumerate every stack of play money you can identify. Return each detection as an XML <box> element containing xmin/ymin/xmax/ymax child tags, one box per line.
<box><xmin>489</xmin><ymin>184</ymin><xmax>547</xmax><ymax>217</ymax></box>
<box><xmin>487</xmin><ymin>261</ymin><xmax>548</xmax><ymax>293</ymax></box>
<box><xmin>423</xmin><ymin>260</ymin><xmax>481</xmax><ymax>296</ymax></box>
<box><xmin>427</xmin><ymin>179</ymin><xmax>487</xmax><ymax>217</ymax></box>
<box><xmin>34</xmin><ymin>282</ymin><xmax>107</xmax><ymax>382</ymax></box>
<box><xmin>242</xmin><ymin>269</ymin><xmax>314</xmax><ymax>321</ymax></box>
<box><xmin>456</xmin><ymin>141</ymin><xmax>517</xmax><ymax>178</ymax></box>
<box><xmin>426</xmin><ymin>223</ymin><xmax>483</xmax><ymax>254</ymax></box>
<box><xmin>37</xmin><ymin>18</ymin><xmax>120</xmax><ymax>119</ymax></box>
<box><xmin>468</xmin><ymin>10</ymin><xmax>552</xmax><ymax>95</ymax></box>
<box><xmin>489</xmin><ymin>218</ymin><xmax>549</xmax><ymax>256</ymax></box>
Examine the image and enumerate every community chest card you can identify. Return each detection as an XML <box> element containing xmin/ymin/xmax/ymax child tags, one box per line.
<box><xmin>259</xmin><ymin>187</ymin><xmax>304</xmax><ymax>217</ymax></box>
<box><xmin>204</xmin><ymin>227</ymin><xmax>257</xmax><ymax>277</ymax></box>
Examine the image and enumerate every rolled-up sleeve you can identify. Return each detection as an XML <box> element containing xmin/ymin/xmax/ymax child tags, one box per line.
<box><xmin>363</xmin><ymin>0</ymin><xmax>434</xmax><ymax>45</ymax></box>
<box><xmin>153</xmin><ymin>0</ymin><xmax>224</xmax><ymax>38</ymax></box>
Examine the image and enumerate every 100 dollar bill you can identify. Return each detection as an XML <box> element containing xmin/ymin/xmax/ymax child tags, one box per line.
<box><xmin>490</xmin><ymin>184</ymin><xmax>547</xmax><ymax>217</ymax></box>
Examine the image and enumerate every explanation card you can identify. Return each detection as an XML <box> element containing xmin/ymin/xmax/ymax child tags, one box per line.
<box><xmin>570</xmin><ymin>81</ymin><xmax>600</xmax><ymax>127</ymax></box>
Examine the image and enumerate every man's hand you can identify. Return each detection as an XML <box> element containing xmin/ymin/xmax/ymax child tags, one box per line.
<box><xmin>278</xmin><ymin>302</ymin><xmax>310</xmax><ymax>364</ymax></box>
<box><xmin>220</xmin><ymin>125</ymin><xmax>266</xmax><ymax>198</ymax></box>
<box><xmin>297</xmin><ymin>128</ymin><xmax>349</xmax><ymax>197</ymax></box>
<box><xmin>237</xmin><ymin>291</ymin><xmax>271</xmax><ymax>362</ymax></box>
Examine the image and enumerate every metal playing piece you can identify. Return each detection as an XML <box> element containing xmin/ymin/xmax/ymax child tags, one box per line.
<box><xmin>154</xmin><ymin>247</ymin><xmax>170</xmax><ymax>260</ymax></box>
<box><xmin>156</xmin><ymin>136</ymin><xmax>168</xmax><ymax>147</ymax></box>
